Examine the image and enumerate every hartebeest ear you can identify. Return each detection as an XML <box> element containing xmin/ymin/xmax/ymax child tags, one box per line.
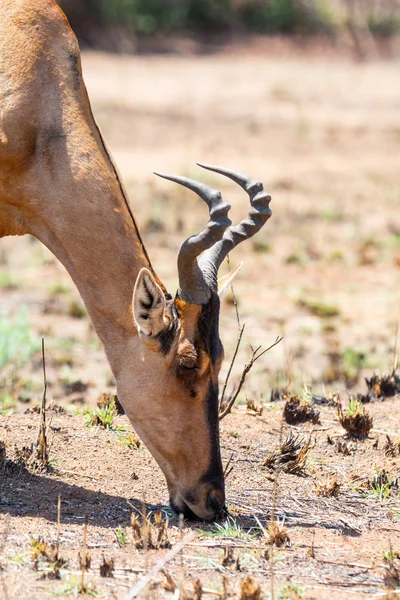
<box><xmin>133</xmin><ymin>268</ymin><xmax>168</xmax><ymax>337</ymax></box>
<box><xmin>217</xmin><ymin>262</ymin><xmax>243</xmax><ymax>298</ymax></box>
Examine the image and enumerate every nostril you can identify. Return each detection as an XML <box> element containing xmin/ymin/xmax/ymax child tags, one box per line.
<box><xmin>207</xmin><ymin>489</ymin><xmax>224</xmax><ymax>514</ymax></box>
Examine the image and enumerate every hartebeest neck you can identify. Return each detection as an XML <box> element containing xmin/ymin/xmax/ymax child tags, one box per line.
<box><xmin>0</xmin><ymin>7</ymin><xmax>153</xmax><ymax>377</ymax></box>
<box><xmin>27</xmin><ymin>110</ymin><xmax>152</xmax><ymax>375</ymax></box>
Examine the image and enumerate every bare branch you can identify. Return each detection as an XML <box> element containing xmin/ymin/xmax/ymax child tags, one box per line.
<box><xmin>219</xmin><ymin>323</ymin><xmax>246</xmax><ymax>411</ymax></box>
<box><xmin>219</xmin><ymin>335</ymin><xmax>283</xmax><ymax>420</ymax></box>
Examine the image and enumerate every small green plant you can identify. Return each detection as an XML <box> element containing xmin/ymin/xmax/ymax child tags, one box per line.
<box><xmin>322</xmin><ymin>209</ymin><xmax>344</xmax><ymax>222</ymax></box>
<box><xmin>383</xmin><ymin>546</ymin><xmax>400</xmax><ymax>562</ymax></box>
<box><xmin>0</xmin><ymin>308</ymin><xmax>39</xmax><ymax>368</ymax></box>
<box><xmin>52</xmin><ymin>575</ymin><xmax>98</xmax><ymax>596</ymax></box>
<box><xmin>227</xmin><ymin>430</ymin><xmax>239</xmax><ymax>439</ymax></box>
<box><xmin>115</xmin><ymin>527</ymin><xmax>128</xmax><ymax>547</ymax></box>
<box><xmin>7</xmin><ymin>549</ymin><xmax>27</xmax><ymax>567</ymax></box>
<box><xmin>117</xmin><ymin>432</ymin><xmax>141</xmax><ymax>449</ymax></box>
<box><xmin>200</xmin><ymin>517</ymin><xmax>248</xmax><ymax>540</ymax></box>
<box><xmin>368</xmin><ymin>469</ymin><xmax>397</xmax><ymax>503</ymax></box>
<box><xmin>0</xmin><ymin>271</ymin><xmax>18</xmax><ymax>289</ymax></box>
<box><xmin>342</xmin><ymin>348</ymin><xmax>366</xmax><ymax>368</ymax></box>
<box><xmin>84</xmin><ymin>397</ymin><xmax>124</xmax><ymax>431</ymax></box>
<box><xmin>285</xmin><ymin>252</ymin><xmax>305</xmax><ymax>265</ymax></box>
<box><xmin>279</xmin><ymin>582</ymin><xmax>304</xmax><ymax>598</ymax></box>
<box><xmin>0</xmin><ymin>391</ymin><xmax>16</xmax><ymax>415</ymax></box>
<box><xmin>252</xmin><ymin>240</ymin><xmax>271</xmax><ymax>253</ymax></box>
<box><xmin>297</xmin><ymin>297</ymin><xmax>340</xmax><ymax>318</ymax></box>
<box><xmin>47</xmin><ymin>282</ymin><xmax>70</xmax><ymax>294</ymax></box>
<box><xmin>67</xmin><ymin>300</ymin><xmax>86</xmax><ymax>319</ymax></box>
<box><xmin>383</xmin><ymin>542</ymin><xmax>400</xmax><ymax>591</ymax></box>
<box><xmin>59</xmin><ymin>365</ymin><xmax>77</xmax><ymax>385</ymax></box>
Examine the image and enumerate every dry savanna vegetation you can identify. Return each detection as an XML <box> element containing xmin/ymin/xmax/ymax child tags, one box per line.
<box><xmin>1</xmin><ymin>41</ymin><xmax>400</xmax><ymax>599</ymax></box>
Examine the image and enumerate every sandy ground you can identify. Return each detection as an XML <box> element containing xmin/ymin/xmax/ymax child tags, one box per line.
<box><xmin>1</xmin><ymin>46</ymin><xmax>400</xmax><ymax>598</ymax></box>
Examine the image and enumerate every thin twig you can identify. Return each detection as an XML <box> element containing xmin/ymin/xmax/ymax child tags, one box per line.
<box><xmin>36</xmin><ymin>338</ymin><xmax>48</xmax><ymax>465</ymax></box>
<box><xmin>81</xmin><ymin>515</ymin><xmax>88</xmax><ymax>591</ymax></box>
<box><xmin>219</xmin><ymin>323</ymin><xmax>246</xmax><ymax>411</ymax></box>
<box><xmin>124</xmin><ymin>532</ymin><xmax>195</xmax><ymax>600</ymax></box>
<box><xmin>219</xmin><ymin>336</ymin><xmax>283</xmax><ymax>420</ymax></box>
<box><xmin>393</xmin><ymin>313</ymin><xmax>399</xmax><ymax>372</ymax></box>
<box><xmin>56</xmin><ymin>494</ymin><xmax>61</xmax><ymax>558</ymax></box>
<box><xmin>223</xmin><ymin>452</ymin><xmax>235</xmax><ymax>479</ymax></box>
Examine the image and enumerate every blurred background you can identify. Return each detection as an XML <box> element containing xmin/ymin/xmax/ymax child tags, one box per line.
<box><xmin>58</xmin><ymin>0</ymin><xmax>400</xmax><ymax>58</ymax></box>
<box><xmin>1</xmin><ymin>0</ymin><xmax>400</xmax><ymax>413</ymax></box>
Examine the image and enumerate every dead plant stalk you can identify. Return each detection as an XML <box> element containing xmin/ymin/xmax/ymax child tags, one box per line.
<box><xmin>36</xmin><ymin>338</ymin><xmax>48</xmax><ymax>465</ymax></box>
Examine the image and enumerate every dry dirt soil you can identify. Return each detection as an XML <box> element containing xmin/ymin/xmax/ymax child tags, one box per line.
<box><xmin>1</xmin><ymin>43</ymin><xmax>400</xmax><ymax>599</ymax></box>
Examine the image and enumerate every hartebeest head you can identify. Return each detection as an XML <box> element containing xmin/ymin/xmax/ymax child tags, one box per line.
<box><xmin>117</xmin><ymin>164</ymin><xmax>271</xmax><ymax>520</ymax></box>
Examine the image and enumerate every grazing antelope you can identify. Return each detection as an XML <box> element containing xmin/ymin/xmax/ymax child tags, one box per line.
<box><xmin>0</xmin><ymin>0</ymin><xmax>271</xmax><ymax>520</ymax></box>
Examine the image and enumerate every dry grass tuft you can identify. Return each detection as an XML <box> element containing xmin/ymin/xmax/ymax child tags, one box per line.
<box><xmin>78</xmin><ymin>550</ymin><xmax>91</xmax><ymax>571</ymax></box>
<box><xmin>315</xmin><ymin>476</ymin><xmax>341</xmax><ymax>497</ymax></box>
<box><xmin>239</xmin><ymin>576</ymin><xmax>262</xmax><ymax>600</ymax></box>
<box><xmin>246</xmin><ymin>397</ymin><xmax>263</xmax><ymax>416</ymax></box>
<box><xmin>283</xmin><ymin>394</ymin><xmax>321</xmax><ymax>425</ymax></box>
<box><xmin>383</xmin><ymin>544</ymin><xmax>400</xmax><ymax>591</ymax></box>
<box><xmin>335</xmin><ymin>439</ymin><xmax>354</xmax><ymax>455</ymax></box>
<box><xmin>384</xmin><ymin>435</ymin><xmax>400</xmax><ymax>457</ymax></box>
<box><xmin>221</xmin><ymin>546</ymin><xmax>235</xmax><ymax>567</ymax></box>
<box><xmin>266</xmin><ymin>517</ymin><xmax>291</xmax><ymax>548</ymax></box>
<box><xmin>99</xmin><ymin>555</ymin><xmax>114</xmax><ymax>578</ymax></box>
<box><xmin>78</xmin><ymin>516</ymin><xmax>95</xmax><ymax>595</ymax></box>
<box><xmin>336</xmin><ymin>398</ymin><xmax>373</xmax><ymax>439</ymax></box>
<box><xmin>366</xmin><ymin>371</ymin><xmax>400</xmax><ymax>399</ymax></box>
<box><xmin>356</xmin><ymin>392</ymin><xmax>374</xmax><ymax>404</ymax></box>
<box><xmin>263</xmin><ymin>432</ymin><xmax>313</xmax><ymax>474</ymax></box>
<box><xmin>131</xmin><ymin>510</ymin><xmax>170</xmax><ymax>550</ymax></box>
<box><xmin>14</xmin><ymin>443</ymin><xmax>49</xmax><ymax>474</ymax></box>
<box><xmin>162</xmin><ymin>578</ymin><xmax>203</xmax><ymax>600</ymax></box>
<box><xmin>30</xmin><ymin>537</ymin><xmax>66</xmax><ymax>579</ymax></box>
<box><xmin>161</xmin><ymin>571</ymin><xmax>176</xmax><ymax>593</ymax></box>
<box><xmin>192</xmin><ymin>579</ymin><xmax>203</xmax><ymax>600</ymax></box>
<box><xmin>125</xmin><ymin>432</ymin><xmax>141</xmax><ymax>449</ymax></box>
<box><xmin>97</xmin><ymin>392</ymin><xmax>124</xmax><ymax>415</ymax></box>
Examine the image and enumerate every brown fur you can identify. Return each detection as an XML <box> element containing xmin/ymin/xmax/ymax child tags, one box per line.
<box><xmin>0</xmin><ymin>0</ymin><xmax>224</xmax><ymax>519</ymax></box>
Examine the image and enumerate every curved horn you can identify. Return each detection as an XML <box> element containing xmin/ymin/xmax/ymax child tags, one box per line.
<box><xmin>154</xmin><ymin>171</ymin><xmax>231</xmax><ymax>304</ymax></box>
<box><xmin>197</xmin><ymin>163</ymin><xmax>272</xmax><ymax>274</ymax></box>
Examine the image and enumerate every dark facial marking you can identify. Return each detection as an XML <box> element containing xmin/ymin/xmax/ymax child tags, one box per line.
<box><xmin>197</xmin><ymin>296</ymin><xmax>226</xmax><ymax>493</ymax></box>
<box><xmin>197</xmin><ymin>293</ymin><xmax>223</xmax><ymax>365</ymax></box>
<box><xmin>156</xmin><ymin>315</ymin><xmax>178</xmax><ymax>356</ymax></box>
<box><xmin>200</xmin><ymin>380</ymin><xmax>224</xmax><ymax>487</ymax></box>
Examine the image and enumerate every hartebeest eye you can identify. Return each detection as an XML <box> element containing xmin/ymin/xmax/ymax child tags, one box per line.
<box><xmin>181</xmin><ymin>361</ymin><xmax>198</xmax><ymax>370</ymax></box>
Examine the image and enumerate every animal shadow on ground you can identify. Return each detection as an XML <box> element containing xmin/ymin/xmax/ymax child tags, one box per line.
<box><xmin>1</xmin><ymin>461</ymin><xmax>362</xmax><ymax>537</ymax></box>
<box><xmin>0</xmin><ymin>460</ymin><xmax>151</xmax><ymax>528</ymax></box>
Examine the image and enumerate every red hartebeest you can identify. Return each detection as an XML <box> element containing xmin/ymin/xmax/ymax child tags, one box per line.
<box><xmin>0</xmin><ymin>0</ymin><xmax>271</xmax><ymax>519</ymax></box>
